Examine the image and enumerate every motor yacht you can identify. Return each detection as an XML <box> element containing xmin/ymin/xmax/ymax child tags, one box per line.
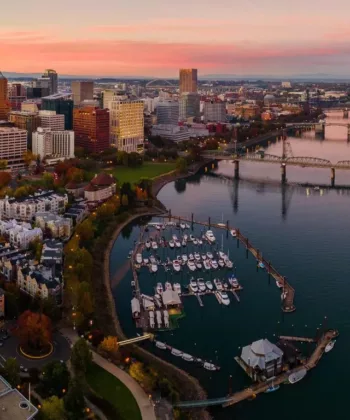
<box><xmin>175</xmin><ymin>240</ymin><xmax>181</xmax><ymax>248</ymax></box>
<box><xmin>182</xmin><ymin>254</ymin><xmax>188</xmax><ymax>262</ymax></box>
<box><xmin>213</xmin><ymin>279</ymin><xmax>223</xmax><ymax>291</ymax></box>
<box><xmin>173</xmin><ymin>260</ymin><xmax>181</xmax><ymax>272</ymax></box>
<box><xmin>182</xmin><ymin>353</ymin><xmax>194</xmax><ymax>362</ymax></box>
<box><xmin>211</xmin><ymin>260</ymin><xmax>219</xmax><ymax>269</ymax></box>
<box><xmin>219</xmin><ymin>251</ymin><xmax>227</xmax><ymax>260</ymax></box>
<box><xmin>193</xmin><ymin>238</ymin><xmax>198</xmax><ymax>245</ymax></box>
<box><xmin>205</xmin><ymin>280</ymin><xmax>213</xmax><ymax>290</ymax></box>
<box><xmin>218</xmin><ymin>259</ymin><xmax>225</xmax><ymax>268</ymax></box>
<box><xmin>225</xmin><ymin>259</ymin><xmax>233</xmax><ymax>269</ymax></box>
<box><xmin>228</xmin><ymin>275</ymin><xmax>239</xmax><ymax>288</ymax></box>
<box><xmin>156</xmin><ymin>283</ymin><xmax>163</xmax><ymax>294</ymax></box>
<box><xmin>171</xmin><ymin>348</ymin><xmax>183</xmax><ymax>356</ymax></box>
<box><xmin>288</xmin><ymin>368</ymin><xmax>307</xmax><ymax>384</ymax></box>
<box><xmin>145</xmin><ymin>240</ymin><xmax>151</xmax><ymax>249</ymax></box>
<box><xmin>180</xmin><ymin>222</ymin><xmax>186</xmax><ymax>229</ymax></box>
<box><xmin>173</xmin><ymin>283</ymin><xmax>181</xmax><ymax>294</ymax></box>
<box><xmin>155</xmin><ymin>341</ymin><xmax>166</xmax><ymax>349</ymax></box>
<box><xmin>189</xmin><ymin>279</ymin><xmax>198</xmax><ymax>293</ymax></box>
<box><xmin>201</xmin><ymin>253</ymin><xmax>207</xmax><ymax>260</ymax></box>
<box><xmin>197</xmin><ymin>279</ymin><xmax>206</xmax><ymax>292</ymax></box>
<box><xmin>230</xmin><ymin>229</ymin><xmax>237</xmax><ymax>237</ymax></box>
<box><xmin>194</xmin><ymin>252</ymin><xmax>201</xmax><ymax>261</ymax></box>
<box><xmin>204</xmin><ymin>362</ymin><xmax>217</xmax><ymax>371</ymax></box>
<box><xmin>325</xmin><ymin>340</ymin><xmax>336</xmax><ymax>353</ymax></box>
<box><xmin>203</xmin><ymin>260</ymin><xmax>211</xmax><ymax>270</ymax></box>
<box><xmin>187</xmin><ymin>260</ymin><xmax>196</xmax><ymax>271</ymax></box>
<box><xmin>169</xmin><ymin>240</ymin><xmax>175</xmax><ymax>249</ymax></box>
<box><xmin>195</xmin><ymin>262</ymin><xmax>202</xmax><ymax>270</ymax></box>
<box><xmin>165</xmin><ymin>281</ymin><xmax>172</xmax><ymax>290</ymax></box>
<box><xmin>205</xmin><ymin>230</ymin><xmax>216</xmax><ymax>243</ymax></box>
<box><xmin>152</xmin><ymin>241</ymin><xmax>158</xmax><ymax>250</ymax></box>
<box><xmin>206</xmin><ymin>251</ymin><xmax>214</xmax><ymax>259</ymax></box>
<box><xmin>218</xmin><ymin>291</ymin><xmax>230</xmax><ymax>305</ymax></box>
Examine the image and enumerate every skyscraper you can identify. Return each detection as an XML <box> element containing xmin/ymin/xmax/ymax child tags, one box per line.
<box><xmin>8</xmin><ymin>111</ymin><xmax>41</xmax><ymax>148</ymax></box>
<box><xmin>41</xmin><ymin>94</ymin><xmax>74</xmax><ymax>129</ymax></box>
<box><xmin>32</xmin><ymin>128</ymin><xmax>75</xmax><ymax>162</ymax></box>
<box><xmin>43</xmin><ymin>69</ymin><xmax>58</xmax><ymax>95</ymax></box>
<box><xmin>71</xmin><ymin>81</ymin><xmax>94</xmax><ymax>106</ymax></box>
<box><xmin>179</xmin><ymin>93</ymin><xmax>200</xmax><ymax>121</ymax></box>
<box><xmin>73</xmin><ymin>107</ymin><xmax>110</xmax><ymax>153</ymax></box>
<box><xmin>0</xmin><ymin>128</ymin><xmax>27</xmax><ymax>168</ymax></box>
<box><xmin>179</xmin><ymin>69</ymin><xmax>198</xmax><ymax>94</ymax></box>
<box><xmin>203</xmin><ymin>100</ymin><xmax>226</xmax><ymax>123</ymax></box>
<box><xmin>156</xmin><ymin>101</ymin><xmax>179</xmax><ymax>125</ymax></box>
<box><xmin>109</xmin><ymin>100</ymin><xmax>144</xmax><ymax>153</ymax></box>
<box><xmin>0</xmin><ymin>72</ymin><xmax>10</xmax><ymax>121</ymax></box>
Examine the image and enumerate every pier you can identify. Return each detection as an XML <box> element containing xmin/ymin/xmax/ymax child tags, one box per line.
<box><xmin>279</xmin><ymin>335</ymin><xmax>316</xmax><ymax>343</ymax></box>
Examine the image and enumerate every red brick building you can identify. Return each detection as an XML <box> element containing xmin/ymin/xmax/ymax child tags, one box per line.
<box><xmin>73</xmin><ymin>106</ymin><xmax>110</xmax><ymax>153</ymax></box>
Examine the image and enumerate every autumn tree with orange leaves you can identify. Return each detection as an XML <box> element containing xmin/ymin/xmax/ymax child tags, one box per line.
<box><xmin>17</xmin><ymin>310</ymin><xmax>52</xmax><ymax>353</ymax></box>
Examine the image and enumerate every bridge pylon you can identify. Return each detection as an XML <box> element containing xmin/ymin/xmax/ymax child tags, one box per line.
<box><xmin>234</xmin><ymin>159</ymin><xmax>240</xmax><ymax>180</ymax></box>
<box><xmin>343</xmin><ymin>109</ymin><xmax>349</xmax><ymax>119</ymax></box>
<box><xmin>281</xmin><ymin>163</ymin><xmax>287</xmax><ymax>184</ymax></box>
<box><xmin>331</xmin><ymin>167</ymin><xmax>335</xmax><ymax>187</ymax></box>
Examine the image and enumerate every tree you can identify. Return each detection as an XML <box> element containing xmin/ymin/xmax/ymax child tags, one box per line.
<box><xmin>77</xmin><ymin>283</ymin><xmax>94</xmax><ymax>316</ymax></box>
<box><xmin>64</xmin><ymin>379</ymin><xmax>86</xmax><ymax>420</ymax></box>
<box><xmin>43</xmin><ymin>172</ymin><xmax>54</xmax><ymax>189</ymax></box>
<box><xmin>71</xmin><ymin>338</ymin><xmax>92</xmax><ymax>375</ymax></box>
<box><xmin>75</xmin><ymin>218</ymin><xmax>94</xmax><ymax>242</ymax></box>
<box><xmin>28</xmin><ymin>237</ymin><xmax>43</xmax><ymax>261</ymax></box>
<box><xmin>41</xmin><ymin>396</ymin><xmax>66</xmax><ymax>420</ymax></box>
<box><xmin>0</xmin><ymin>171</ymin><xmax>11</xmax><ymax>188</ymax></box>
<box><xmin>128</xmin><ymin>152</ymin><xmax>143</xmax><ymax>167</ymax></box>
<box><xmin>1</xmin><ymin>358</ymin><xmax>20</xmax><ymax>386</ymax></box>
<box><xmin>0</xmin><ymin>160</ymin><xmax>8</xmax><ymax>169</ymax></box>
<box><xmin>23</xmin><ymin>150</ymin><xmax>37</xmax><ymax>167</ymax></box>
<box><xmin>121</xmin><ymin>194</ymin><xmax>129</xmax><ymax>207</ymax></box>
<box><xmin>16</xmin><ymin>310</ymin><xmax>52</xmax><ymax>352</ymax></box>
<box><xmin>41</xmin><ymin>361</ymin><xmax>70</xmax><ymax>397</ymax></box>
<box><xmin>129</xmin><ymin>361</ymin><xmax>156</xmax><ymax>391</ymax></box>
<box><xmin>66</xmin><ymin>167</ymin><xmax>84</xmax><ymax>183</ymax></box>
<box><xmin>175</xmin><ymin>157</ymin><xmax>188</xmax><ymax>173</ymax></box>
<box><xmin>74</xmin><ymin>147</ymin><xmax>86</xmax><ymax>158</ymax></box>
<box><xmin>98</xmin><ymin>336</ymin><xmax>118</xmax><ymax>354</ymax></box>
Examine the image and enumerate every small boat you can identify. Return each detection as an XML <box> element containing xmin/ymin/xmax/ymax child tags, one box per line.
<box><xmin>187</xmin><ymin>260</ymin><xmax>196</xmax><ymax>271</ymax></box>
<box><xmin>156</xmin><ymin>225</ymin><xmax>161</xmax><ymax>231</ymax></box>
<box><xmin>172</xmin><ymin>234</ymin><xmax>178</xmax><ymax>241</ymax></box>
<box><xmin>151</xmin><ymin>264</ymin><xmax>158</xmax><ymax>273</ymax></box>
<box><xmin>228</xmin><ymin>275</ymin><xmax>239</xmax><ymax>288</ymax></box>
<box><xmin>145</xmin><ymin>240</ymin><xmax>151</xmax><ymax>249</ymax></box>
<box><xmin>205</xmin><ymin>230</ymin><xmax>216</xmax><ymax>243</ymax></box>
<box><xmin>180</xmin><ymin>222</ymin><xmax>186</xmax><ymax>229</ymax></box>
<box><xmin>171</xmin><ymin>348</ymin><xmax>183</xmax><ymax>357</ymax></box>
<box><xmin>288</xmin><ymin>368</ymin><xmax>307</xmax><ymax>384</ymax></box>
<box><xmin>205</xmin><ymin>280</ymin><xmax>213</xmax><ymax>290</ymax></box>
<box><xmin>218</xmin><ymin>291</ymin><xmax>230</xmax><ymax>306</ymax></box>
<box><xmin>201</xmin><ymin>253</ymin><xmax>207</xmax><ymax>260</ymax></box>
<box><xmin>182</xmin><ymin>353</ymin><xmax>194</xmax><ymax>362</ymax></box>
<box><xmin>195</xmin><ymin>262</ymin><xmax>202</xmax><ymax>270</ymax></box>
<box><xmin>156</xmin><ymin>283</ymin><xmax>163</xmax><ymax>294</ymax></box>
<box><xmin>258</xmin><ymin>261</ymin><xmax>265</xmax><ymax>269</ymax></box>
<box><xmin>143</xmin><ymin>257</ymin><xmax>149</xmax><ymax>264</ymax></box>
<box><xmin>152</xmin><ymin>241</ymin><xmax>158</xmax><ymax>250</ymax></box>
<box><xmin>169</xmin><ymin>240</ymin><xmax>175</xmax><ymax>249</ymax></box>
<box><xmin>197</xmin><ymin>279</ymin><xmax>206</xmax><ymax>292</ymax></box>
<box><xmin>149</xmin><ymin>311</ymin><xmax>155</xmax><ymax>328</ymax></box>
<box><xmin>198</xmin><ymin>239</ymin><xmax>203</xmax><ymax>245</ymax></box>
<box><xmin>214</xmin><ymin>279</ymin><xmax>223</xmax><ymax>291</ymax></box>
<box><xmin>276</xmin><ymin>280</ymin><xmax>283</xmax><ymax>289</ymax></box>
<box><xmin>185</xmin><ymin>223</ymin><xmax>190</xmax><ymax>229</ymax></box>
<box><xmin>219</xmin><ymin>251</ymin><xmax>227</xmax><ymax>260</ymax></box>
<box><xmin>193</xmin><ymin>238</ymin><xmax>198</xmax><ymax>245</ymax></box>
<box><xmin>177</xmin><ymin>255</ymin><xmax>182</xmax><ymax>261</ymax></box>
<box><xmin>194</xmin><ymin>252</ymin><xmax>201</xmax><ymax>261</ymax></box>
<box><xmin>183</xmin><ymin>234</ymin><xmax>189</xmax><ymax>241</ymax></box>
<box><xmin>165</xmin><ymin>281</ymin><xmax>172</xmax><ymax>290</ymax></box>
<box><xmin>230</xmin><ymin>229</ymin><xmax>237</xmax><ymax>237</ymax></box>
<box><xmin>204</xmin><ymin>362</ymin><xmax>217</xmax><ymax>371</ymax></box>
<box><xmin>207</xmin><ymin>252</ymin><xmax>213</xmax><ymax>259</ymax></box>
<box><xmin>265</xmin><ymin>384</ymin><xmax>280</xmax><ymax>393</ymax></box>
<box><xmin>182</xmin><ymin>254</ymin><xmax>188</xmax><ymax>262</ymax></box>
<box><xmin>203</xmin><ymin>260</ymin><xmax>211</xmax><ymax>270</ymax></box>
<box><xmin>189</xmin><ymin>279</ymin><xmax>198</xmax><ymax>293</ymax></box>
<box><xmin>325</xmin><ymin>340</ymin><xmax>336</xmax><ymax>353</ymax></box>
<box><xmin>149</xmin><ymin>255</ymin><xmax>156</xmax><ymax>264</ymax></box>
<box><xmin>218</xmin><ymin>259</ymin><xmax>225</xmax><ymax>268</ymax></box>
<box><xmin>128</xmin><ymin>250</ymin><xmax>133</xmax><ymax>259</ymax></box>
<box><xmin>225</xmin><ymin>259</ymin><xmax>233</xmax><ymax>269</ymax></box>
<box><xmin>173</xmin><ymin>283</ymin><xmax>181</xmax><ymax>294</ymax></box>
<box><xmin>156</xmin><ymin>310</ymin><xmax>162</xmax><ymax>328</ymax></box>
<box><xmin>189</xmin><ymin>253</ymin><xmax>194</xmax><ymax>261</ymax></box>
<box><xmin>173</xmin><ymin>260</ymin><xmax>181</xmax><ymax>272</ymax></box>
<box><xmin>155</xmin><ymin>341</ymin><xmax>167</xmax><ymax>350</ymax></box>
<box><xmin>211</xmin><ymin>260</ymin><xmax>219</xmax><ymax>269</ymax></box>
<box><xmin>189</xmin><ymin>234</ymin><xmax>195</xmax><ymax>241</ymax></box>
<box><xmin>175</xmin><ymin>241</ymin><xmax>181</xmax><ymax>248</ymax></box>
<box><xmin>163</xmin><ymin>310</ymin><xmax>169</xmax><ymax>328</ymax></box>
<box><xmin>182</xmin><ymin>239</ymin><xmax>187</xmax><ymax>247</ymax></box>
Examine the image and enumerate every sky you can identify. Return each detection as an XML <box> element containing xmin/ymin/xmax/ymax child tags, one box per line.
<box><xmin>1</xmin><ymin>0</ymin><xmax>350</xmax><ymax>78</ymax></box>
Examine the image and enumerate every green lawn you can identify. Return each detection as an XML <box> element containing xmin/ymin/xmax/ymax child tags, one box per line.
<box><xmin>107</xmin><ymin>162</ymin><xmax>176</xmax><ymax>184</ymax></box>
<box><xmin>86</xmin><ymin>363</ymin><xmax>142</xmax><ymax>420</ymax></box>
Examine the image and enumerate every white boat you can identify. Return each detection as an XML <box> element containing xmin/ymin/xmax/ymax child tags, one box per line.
<box><xmin>218</xmin><ymin>259</ymin><xmax>225</xmax><ymax>268</ymax></box>
<box><xmin>172</xmin><ymin>234</ymin><xmax>178</xmax><ymax>241</ymax></box>
<box><xmin>180</xmin><ymin>222</ymin><xmax>186</xmax><ymax>229</ymax></box>
<box><xmin>189</xmin><ymin>234</ymin><xmax>195</xmax><ymax>241</ymax></box>
<box><xmin>213</xmin><ymin>279</ymin><xmax>223</xmax><ymax>291</ymax></box>
<box><xmin>193</xmin><ymin>238</ymin><xmax>198</xmax><ymax>245</ymax></box>
<box><xmin>163</xmin><ymin>310</ymin><xmax>169</xmax><ymax>328</ymax></box>
<box><xmin>156</xmin><ymin>283</ymin><xmax>163</xmax><ymax>294</ymax></box>
<box><xmin>288</xmin><ymin>368</ymin><xmax>307</xmax><ymax>384</ymax></box>
<box><xmin>205</xmin><ymin>280</ymin><xmax>213</xmax><ymax>290</ymax></box>
<box><xmin>189</xmin><ymin>279</ymin><xmax>198</xmax><ymax>293</ymax></box>
<box><xmin>145</xmin><ymin>240</ymin><xmax>151</xmax><ymax>249</ymax></box>
<box><xmin>171</xmin><ymin>348</ymin><xmax>183</xmax><ymax>357</ymax></box>
<box><xmin>230</xmin><ymin>229</ymin><xmax>237</xmax><ymax>237</ymax></box>
<box><xmin>182</xmin><ymin>239</ymin><xmax>187</xmax><ymax>247</ymax></box>
<box><xmin>198</xmin><ymin>239</ymin><xmax>203</xmax><ymax>245</ymax></box>
<box><xmin>156</xmin><ymin>225</ymin><xmax>161</xmax><ymax>231</ymax></box>
<box><xmin>225</xmin><ymin>259</ymin><xmax>233</xmax><ymax>269</ymax></box>
<box><xmin>175</xmin><ymin>241</ymin><xmax>181</xmax><ymax>248</ymax></box>
<box><xmin>173</xmin><ymin>260</ymin><xmax>181</xmax><ymax>272</ymax></box>
<box><xmin>189</xmin><ymin>253</ymin><xmax>194</xmax><ymax>261</ymax></box>
<box><xmin>149</xmin><ymin>311</ymin><xmax>155</xmax><ymax>328</ymax></box>
<box><xmin>156</xmin><ymin>310</ymin><xmax>162</xmax><ymax>328</ymax></box>
<box><xmin>182</xmin><ymin>353</ymin><xmax>194</xmax><ymax>362</ymax></box>
<box><xmin>173</xmin><ymin>283</ymin><xmax>181</xmax><ymax>294</ymax></box>
<box><xmin>155</xmin><ymin>341</ymin><xmax>167</xmax><ymax>350</ymax></box>
<box><xmin>194</xmin><ymin>252</ymin><xmax>201</xmax><ymax>261</ymax></box>
<box><xmin>228</xmin><ymin>275</ymin><xmax>239</xmax><ymax>288</ymax></box>
<box><xmin>185</xmin><ymin>224</ymin><xmax>190</xmax><ymax>229</ymax></box>
<box><xmin>151</xmin><ymin>264</ymin><xmax>158</xmax><ymax>273</ymax></box>
<box><xmin>182</xmin><ymin>254</ymin><xmax>188</xmax><ymax>262</ymax></box>
<box><xmin>276</xmin><ymin>280</ymin><xmax>283</xmax><ymax>288</ymax></box>
<box><xmin>177</xmin><ymin>255</ymin><xmax>182</xmax><ymax>261</ymax></box>
<box><xmin>169</xmin><ymin>240</ymin><xmax>175</xmax><ymax>248</ymax></box>
<box><xmin>204</xmin><ymin>362</ymin><xmax>217</xmax><ymax>371</ymax></box>
<box><xmin>205</xmin><ymin>230</ymin><xmax>216</xmax><ymax>243</ymax></box>
<box><xmin>195</xmin><ymin>262</ymin><xmax>202</xmax><ymax>270</ymax></box>
<box><xmin>201</xmin><ymin>253</ymin><xmax>207</xmax><ymax>260</ymax></box>
<box><xmin>219</xmin><ymin>251</ymin><xmax>227</xmax><ymax>259</ymax></box>
<box><xmin>131</xmin><ymin>297</ymin><xmax>140</xmax><ymax>318</ymax></box>
<box><xmin>152</xmin><ymin>241</ymin><xmax>158</xmax><ymax>250</ymax></box>
<box><xmin>135</xmin><ymin>253</ymin><xmax>142</xmax><ymax>264</ymax></box>
<box><xmin>187</xmin><ymin>260</ymin><xmax>196</xmax><ymax>271</ymax></box>
<box><xmin>143</xmin><ymin>258</ymin><xmax>149</xmax><ymax>264</ymax></box>
<box><xmin>197</xmin><ymin>279</ymin><xmax>206</xmax><ymax>292</ymax></box>
<box><xmin>325</xmin><ymin>340</ymin><xmax>336</xmax><ymax>353</ymax></box>
<box><xmin>165</xmin><ymin>281</ymin><xmax>172</xmax><ymax>290</ymax></box>
<box><xmin>207</xmin><ymin>252</ymin><xmax>214</xmax><ymax>259</ymax></box>
<box><xmin>211</xmin><ymin>260</ymin><xmax>219</xmax><ymax>269</ymax></box>
<box><xmin>203</xmin><ymin>260</ymin><xmax>211</xmax><ymax>270</ymax></box>
<box><xmin>218</xmin><ymin>291</ymin><xmax>230</xmax><ymax>305</ymax></box>
<box><xmin>183</xmin><ymin>234</ymin><xmax>189</xmax><ymax>241</ymax></box>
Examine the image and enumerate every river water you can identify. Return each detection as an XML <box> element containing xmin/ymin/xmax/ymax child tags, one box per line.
<box><xmin>110</xmin><ymin>112</ymin><xmax>350</xmax><ymax>419</ymax></box>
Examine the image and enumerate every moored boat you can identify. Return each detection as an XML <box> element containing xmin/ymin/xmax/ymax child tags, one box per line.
<box><xmin>265</xmin><ymin>383</ymin><xmax>280</xmax><ymax>393</ymax></box>
<box><xmin>187</xmin><ymin>260</ymin><xmax>196</xmax><ymax>271</ymax></box>
<box><xmin>165</xmin><ymin>281</ymin><xmax>172</xmax><ymax>290</ymax></box>
<box><xmin>276</xmin><ymin>280</ymin><xmax>283</xmax><ymax>288</ymax></box>
<box><xmin>189</xmin><ymin>279</ymin><xmax>198</xmax><ymax>293</ymax></box>
<box><xmin>218</xmin><ymin>291</ymin><xmax>230</xmax><ymax>305</ymax></box>
<box><xmin>288</xmin><ymin>368</ymin><xmax>307</xmax><ymax>384</ymax></box>
<box><xmin>169</xmin><ymin>240</ymin><xmax>175</xmax><ymax>248</ymax></box>
<box><xmin>207</xmin><ymin>251</ymin><xmax>213</xmax><ymax>259</ymax></box>
<box><xmin>211</xmin><ymin>260</ymin><xmax>219</xmax><ymax>269</ymax></box>
<box><xmin>195</xmin><ymin>262</ymin><xmax>202</xmax><ymax>270</ymax></box>
<box><xmin>205</xmin><ymin>280</ymin><xmax>213</xmax><ymax>290</ymax></box>
<box><xmin>204</xmin><ymin>362</ymin><xmax>217</xmax><ymax>371</ymax></box>
<box><xmin>152</xmin><ymin>241</ymin><xmax>158</xmax><ymax>250</ymax></box>
<box><xmin>218</xmin><ymin>259</ymin><xmax>225</xmax><ymax>268</ymax></box>
<box><xmin>228</xmin><ymin>275</ymin><xmax>239</xmax><ymax>288</ymax></box>
<box><xmin>151</xmin><ymin>264</ymin><xmax>158</xmax><ymax>273</ymax></box>
<box><xmin>182</xmin><ymin>353</ymin><xmax>194</xmax><ymax>362</ymax></box>
<box><xmin>175</xmin><ymin>240</ymin><xmax>181</xmax><ymax>248</ymax></box>
<box><xmin>173</xmin><ymin>283</ymin><xmax>181</xmax><ymax>294</ymax></box>
<box><xmin>230</xmin><ymin>229</ymin><xmax>237</xmax><ymax>237</ymax></box>
<box><xmin>325</xmin><ymin>340</ymin><xmax>336</xmax><ymax>353</ymax></box>
<box><xmin>173</xmin><ymin>260</ymin><xmax>181</xmax><ymax>272</ymax></box>
<box><xmin>143</xmin><ymin>258</ymin><xmax>149</xmax><ymax>264</ymax></box>
<box><xmin>197</xmin><ymin>279</ymin><xmax>206</xmax><ymax>292</ymax></box>
<box><xmin>225</xmin><ymin>259</ymin><xmax>233</xmax><ymax>269</ymax></box>
<box><xmin>171</xmin><ymin>348</ymin><xmax>183</xmax><ymax>357</ymax></box>
<box><xmin>213</xmin><ymin>278</ymin><xmax>223</xmax><ymax>291</ymax></box>
<box><xmin>205</xmin><ymin>230</ymin><xmax>216</xmax><ymax>243</ymax></box>
<box><xmin>203</xmin><ymin>260</ymin><xmax>211</xmax><ymax>270</ymax></box>
<box><xmin>156</xmin><ymin>283</ymin><xmax>163</xmax><ymax>294</ymax></box>
<box><xmin>155</xmin><ymin>341</ymin><xmax>167</xmax><ymax>350</ymax></box>
<box><xmin>180</xmin><ymin>222</ymin><xmax>186</xmax><ymax>229</ymax></box>
<box><xmin>145</xmin><ymin>240</ymin><xmax>151</xmax><ymax>249</ymax></box>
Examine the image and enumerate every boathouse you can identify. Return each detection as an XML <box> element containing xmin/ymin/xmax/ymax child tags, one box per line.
<box><xmin>239</xmin><ymin>338</ymin><xmax>283</xmax><ymax>380</ymax></box>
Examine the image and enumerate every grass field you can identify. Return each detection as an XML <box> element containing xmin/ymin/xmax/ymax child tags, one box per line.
<box><xmin>86</xmin><ymin>363</ymin><xmax>142</xmax><ymax>420</ymax></box>
<box><xmin>107</xmin><ymin>162</ymin><xmax>176</xmax><ymax>184</ymax></box>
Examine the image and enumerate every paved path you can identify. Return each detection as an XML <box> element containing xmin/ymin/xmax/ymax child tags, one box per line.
<box><xmin>61</xmin><ymin>328</ymin><xmax>156</xmax><ymax>420</ymax></box>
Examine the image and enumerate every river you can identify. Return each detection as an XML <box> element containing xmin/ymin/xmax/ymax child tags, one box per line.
<box><xmin>110</xmin><ymin>112</ymin><xmax>350</xmax><ymax>419</ymax></box>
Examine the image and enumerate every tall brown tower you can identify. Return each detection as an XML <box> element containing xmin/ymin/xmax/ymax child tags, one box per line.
<box><xmin>179</xmin><ymin>69</ymin><xmax>198</xmax><ymax>94</ymax></box>
<box><xmin>0</xmin><ymin>72</ymin><xmax>10</xmax><ymax>120</ymax></box>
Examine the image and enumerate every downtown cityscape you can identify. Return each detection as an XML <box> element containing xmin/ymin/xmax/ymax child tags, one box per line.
<box><xmin>0</xmin><ymin>1</ymin><xmax>350</xmax><ymax>420</ymax></box>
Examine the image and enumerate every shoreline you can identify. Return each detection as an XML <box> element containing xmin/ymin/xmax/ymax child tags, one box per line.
<box><xmin>103</xmin><ymin>163</ymin><xmax>213</xmax><ymax>419</ymax></box>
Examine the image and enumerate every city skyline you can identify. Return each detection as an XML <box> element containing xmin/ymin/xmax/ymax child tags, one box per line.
<box><xmin>1</xmin><ymin>0</ymin><xmax>350</xmax><ymax>77</ymax></box>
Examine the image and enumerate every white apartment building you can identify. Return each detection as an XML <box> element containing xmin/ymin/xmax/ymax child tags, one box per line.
<box><xmin>156</xmin><ymin>101</ymin><xmax>179</xmax><ymax>125</ymax></box>
<box><xmin>0</xmin><ymin>191</ymin><xmax>68</xmax><ymax>221</ymax></box>
<box><xmin>0</xmin><ymin>219</ymin><xmax>43</xmax><ymax>249</ymax></box>
<box><xmin>0</xmin><ymin>128</ymin><xmax>27</xmax><ymax>169</ymax></box>
<box><xmin>203</xmin><ymin>101</ymin><xmax>226</xmax><ymax>123</ymax></box>
<box><xmin>38</xmin><ymin>110</ymin><xmax>65</xmax><ymax>131</ymax></box>
<box><xmin>151</xmin><ymin>124</ymin><xmax>190</xmax><ymax>142</ymax></box>
<box><xmin>109</xmin><ymin>100</ymin><xmax>144</xmax><ymax>152</ymax></box>
<box><xmin>32</xmin><ymin>127</ymin><xmax>75</xmax><ymax>163</ymax></box>
<box><xmin>35</xmin><ymin>212</ymin><xmax>72</xmax><ymax>238</ymax></box>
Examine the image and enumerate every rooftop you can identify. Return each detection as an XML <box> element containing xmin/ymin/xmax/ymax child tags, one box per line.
<box><xmin>42</xmin><ymin>93</ymin><xmax>72</xmax><ymax>100</ymax></box>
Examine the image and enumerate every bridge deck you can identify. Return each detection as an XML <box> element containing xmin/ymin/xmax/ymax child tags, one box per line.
<box><xmin>279</xmin><ymin>335</ymin><xmax>316</xmax><ymax>343</ymax></box>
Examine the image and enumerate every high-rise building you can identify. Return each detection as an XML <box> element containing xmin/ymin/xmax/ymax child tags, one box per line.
<box><xmin>156</xmin><ymin>101</ymin><xmax>179</xmax><ymax>125</ymax></box>
<box><xmin>8</xmin><ymin>83</ymin><xmax>27</xmax><ymax>111</ymax></box>
<box><xmin>102</xmin><ymin>89</ymin><xmax>117</xmax><ymax>109</ymax></box>
<box><xmin>41</xmin><ymin>94</ymin><xmax>74</xmax><ymax>129</ymax></box>
<box><xmin>43</xmin><ymin>69</ymin><xmax>58</xmax><ymax>95</ymax></box>
<box><xmin>8</xmin><ymin>111</ymin><xmax>41</xmax><ymax>148</ymax></box>
<box><xmin>39</xmin><ymin>110</ymin><xmax>65</xmax><ymax>131</ymax></box>
<box><xmin>73</xmin><ymin>107</ymin><xmax>110</xmax><ymax>153</ymax></box>
<box><xmin>179</xmin><ymin>93</ymin><xmax>200</xmax><ymax>121</ymax></box>
<box><xmin>71</xmin><ymin>81</ymin><xmax>94</xmax><ymax>106</ymax></box>
<box><xmin>21</xmin><ymin>101</ymin><xmax>40</xmax><ymax>113</ymax></box>
<box><xmin>0</xmin><ymin>128</ymin><xmax>27</xmax><ymax>168</ymax></box>
<box><xmin>33</xmin><ymin>127</ymin><xmax>75</xmax><ymax>163</ymax></box>
<box><xmin>109</xmin><ymin>100</ymin><xmax>144</xmax><ymax>153</ymax></box>
<box><xmin>179</xmin><ymin>69</ymin><xmax>198</xmax><ymax>94</ymax></box>
<box><xmin>203</xmin><ymin>100</ymin><xmax>226</xmax><ymax>123</ymax></box>
<box><xmin>0</xmin><ymin>72</ymin><xmax>10</xmax><ymax>121</ymax></box>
